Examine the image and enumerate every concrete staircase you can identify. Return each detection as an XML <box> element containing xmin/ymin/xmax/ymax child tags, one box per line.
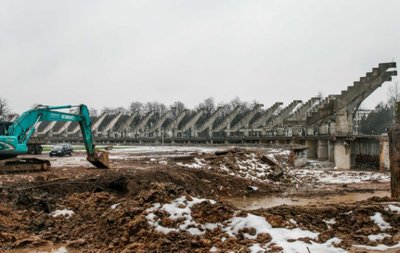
<box><xmin>193</xmin><ymin>107</ymin><xmax>223</xmax><ymax>134</ymax></box>
<box><xmin>147</xmin><ymin>111</ymin><xmax>173</xmax><ymax>136</ymax></box>
<box><xmin>286</xmin><ymin>97</ymin><xmax>321</xmax><ymax>123</ymax></box>
<box><xmin>102</xmin><ymin>112</ymin><xmax>123</xmax><ymax>133</ymax></box>
<box><xmin>250</xmin><ymin>102</ymin><xmax>282</xmax><ymax>129</ymax></box>
<box><xmin>213</xmin><ymin>106</ymin><xmax>242</xmax><ymax>132</ymax></box>
<box><xmin>116</xmin><ymin>112</ymin><xmax>138</xmax><ymax>132</ymax></box>
<box><xmin>131</xmin><ymin>112</ymin><xmax>155</xmax><ymax>133</ymax></box>
<box><xmin>231</xmin><ymin>104</ymin><xmax>263</xmax><ymax>131</ymax></box>
<box><xmin>266</xmin><ymin>100</ymin><xmax>302</xmax><ymax>129</ymax></box>
<box><xmin>306</xmin><ymin>62</ymin><xmax>397</xmax><ymax>125</ymax></box>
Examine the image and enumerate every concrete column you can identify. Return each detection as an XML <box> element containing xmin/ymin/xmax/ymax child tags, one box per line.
<box><xmin>334</xmin><ymin>140</ymin><xmax>351</xmax><ymax>170</ymax></box>
<box><xmin>328</xmin><ymin>140</ymin><xmax>335</xmax><ymax>162</ymax></box>
<box><xmin>335</xmin><ymin>110</ymin><xmax>353</xmax><ymax>135</ymax></box>
<box><xmin>317</xmin><ymin>140</ymin><xmax>328</xmax><ymax>160</ymax></box>
<box><xmin>305</xmin><ymin>140</ymin><xmax>317</xmax><ymax>159</ymax></box>
<box><xmin>380</xmin><ymin>134</ymin><xmax>390</xmax><ymax>172</ymax></box>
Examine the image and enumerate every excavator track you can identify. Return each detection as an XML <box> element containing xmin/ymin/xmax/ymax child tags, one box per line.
<box><xmin>0</xmin><ymin>158</ymin><xmax>50</xmax><ymax>174</ymax></box>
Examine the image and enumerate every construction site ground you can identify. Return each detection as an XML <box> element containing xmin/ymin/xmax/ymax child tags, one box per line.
<box><xmin>0</xmin><ymin>146</ymin><xmax>399</xmax><ymax>253</ymax></box>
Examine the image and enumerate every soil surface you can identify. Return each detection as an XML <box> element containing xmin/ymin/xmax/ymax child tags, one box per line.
<box><xmin>0</xmin><ymin>146</ymin><xmax>398</xmax><ymax>252</ymax></box>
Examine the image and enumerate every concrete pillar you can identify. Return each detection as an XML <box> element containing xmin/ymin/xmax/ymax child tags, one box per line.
<box><xmin>335</xmin><ymin>110</ymin><xmax>353</xmax><ymax>134</ymax></box>
<box><xmin>389</xmin><ymin>101</ymin><xmax>400</xmax><ymax>198</ymax></box>
<box><xmin>317</xmin><ymin>140</ymin><xmax>328</xmax><ymax>160</ymax></box>
<box><xmin>328</xmin><ymin>140</ymin><xmax>335</xmax><ymax>162</ymax></box>
<box><xmin>305</xmin><ymin>140</ymin><xmax>317</xmax><ymax>159</ymax></box>
<box><xmin>380</xmin><ymin>134</ymin><xmax>390</xmax><ymax>172</ymax></box>
<box><xmin>334</xmin><ymin>140</ymin><xmax>351</xmax><ymax>170</ymax></box>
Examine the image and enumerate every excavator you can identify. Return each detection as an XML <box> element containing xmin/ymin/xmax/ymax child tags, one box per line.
<box><xmin>0</xmin><ymin>104</ymin><xmax>110</xmax><ymax>173</ymax></box>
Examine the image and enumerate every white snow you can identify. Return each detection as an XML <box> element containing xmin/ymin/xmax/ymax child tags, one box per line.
<box><xmin>51</xmin><ymin>209</ymin><xmax>75</xmax><ymax>218</ymax></box>
<box><xmin>145</xmin><ymin>196</ymin><xmax>216</xmax><ymax>236</ymax></box>
<box><xmin>290</xmin><ymin>103</ymin><xmax>303</xmax><ymax>115</ymax></box>
<box><xmin>353</xmin><ymin>242</ymin><xmax>400</xmax><ymax>251</ymax></box>
<box><xmin>367</xmin><ymin>233</ymin><xmax>390</xmax><ymax>242</ymax></box>
<box><xmin>145</xmin><ymin>195</ymin><xmax>398</xmax><ymax>253</ymax></box>
<box><xmin>387</xmin><ymin>204</ymin><xmax>400</xmax><ymax>214</ymax></box>
<box><xmin>177</xmin><ymin>158</ymin><xmax>207</xmax><ymax>169</ymax></box>
<box><xmin>248</xmin><ymin>186</ymin><xmax>259</xmax><ymax>191</ymax></box>
<box><xmin>324</xmin><ymin>218</ymin><xmax>336</xmax><ymax>225</ymax></box>
<box><xmin>209</xmin><ymin>246</ymin><xmax>218</xmax><ymax>252</ymax></box>
<box><xmin>110</xmin><ymin>203</ymin><xmax>120</xmax><ymax>209</ymax></box>
<box><xmin>291</xmin><ymin>167</ymin><xmax>390</xmax><ymax>184</ymax></box>
<box><xmin>53</xmin><ymin>247</ymin><xmax>68</xmax><ymax>253</ymax></box>
<box><xmin>159</xmin><ymin>160</ymin><xmax>168</xmax><ymax>165</ymax></box>
<box><xmin>224</xmin><ymin>213</ymin><xmax>345</xmax><ymax>253</ymax></box>
<box><xmin>370</xmin><ymin>212</ymin><xmax>392</xmax><ymax>231</ymax></box>
<box><xmin>249</xmin><ymin>244</ymin><xmax>265</xmax><ymax>253</ymax></box>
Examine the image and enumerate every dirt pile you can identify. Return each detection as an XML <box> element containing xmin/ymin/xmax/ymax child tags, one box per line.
<box><xmin>1</xmin><ymin>179</ymin><xmax>399</xmax><ymax>252</ymax></box>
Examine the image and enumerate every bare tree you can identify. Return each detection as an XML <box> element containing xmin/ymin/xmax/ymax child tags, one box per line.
<box><xmin>89</xmin><ymin>107</ymin><xmax>98</xmax><ymax>117</ymax></box>
<box><xmin>129</xmin><ymin>101</ymin><xmax>144</xmax><ymax>115</ymax></box>
<box><xmin>197</xmin><ymin>97</ymin><xmax>216</xmax><ymax>116</ymax></box>
<box><xmin>387</xmin><ymin>81</ymin><xmax>400</xmax><ymax>107</ymax></box>
<box><xmin>229</xmin><ymin>97</ymin><xmax>249</xmax><ymax>112</ymax></box>
<box><xmin>115</xmin><ymin>107</ymin><xmax>128</xmax><ymax>114</ymax></box>
<box><xmin>101</xmin><ymin>107</ymin><xmax>114</xmax><ymax>114</ymax></box>
<box><xmin>170</xmin><ymin>101</ymin><xmax>186</xmax><ymax>115</ymax></box>
<box><xmin>144</xmin><ymin>102</ymin><xmax>167</xmax><ymax>116</ymax></box>
<box><xmin>0</xmin><ymin>97</ymin><xmax>10</xmax><ymax>120</ymax></box>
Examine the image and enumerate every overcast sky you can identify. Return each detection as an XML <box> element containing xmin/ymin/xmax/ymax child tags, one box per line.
<box><xmin>1</xmin><ymin>0</ymin><xmax>399</xmax><ymax>113</ymax></box>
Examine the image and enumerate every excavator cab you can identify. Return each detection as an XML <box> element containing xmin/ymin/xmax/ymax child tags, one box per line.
<box><xmin>0</xmin><ymin>122</ymin><xmax>12</xmax><ymax>135</ymax></box>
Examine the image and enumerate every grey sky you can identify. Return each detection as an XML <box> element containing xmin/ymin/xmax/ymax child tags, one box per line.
<box><xmin>1</xmin><ymin>0</ymin><xmax>399</xmax><ymax>113</ymax></box>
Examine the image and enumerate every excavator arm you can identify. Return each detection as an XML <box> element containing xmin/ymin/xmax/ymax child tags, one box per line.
<box><xmin>0</xmin><ymin>104</ymin><xmax>109</xmax><ymax>169</ymax></box>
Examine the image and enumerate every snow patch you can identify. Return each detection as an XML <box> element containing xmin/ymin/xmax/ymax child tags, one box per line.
<box><xmin>145</xmin><ymin>196</ymin><xmax>217</xmax><ymax>236</ymax></box>
<box><xmin>249</xmin><ymin>244</ymin><xmax>265</xmax><ymax>253</ymax></box>
<box><xmin>177</xmin><ymin>158</ymin><xmax>206</xmax><ymax>169</ymax></box>
<box><xmin>387</xmin><ymin>204</ymin><xmax>400</xmax><ymax>214</ymax></box>
<box><xmin>53</xmin><ymin>247</ymin><xmax>68</xmax><ymax>253</ymax></box>
<box><xmin>368</xmin><ymin>233</ymin><xmax>390</xmax><ymax>242</ymax></box>
<box><xmin>370</xmin><ymin>212</ymin><xmax>392</xmax><ymax>231</ymax></box>
<box><xmin>209</xmin><ymin>246</ymin><xmax>218</xmax><ymax>252</ymax></box>
<box><xmin>51</xmin><ymin>209</ymin><xmax>75</xmax><ymax>218</ymax></box>
<box><xmin>110</xmin><ymin>203</ymin><xmax>120</xmax><ymax>209</ymax></box>
<box><xmin>353</xmin><ymin>242</ymin><xmax>400</xmax><ymax>251</ymax></box>
<box><xmin>225</xmin><ymin>213</ymin><xmax>345</xmax><ymax>253</ymax></box>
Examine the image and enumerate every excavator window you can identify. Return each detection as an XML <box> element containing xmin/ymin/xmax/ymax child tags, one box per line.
<box><xmin>0</xmin><ymin>122</ymin><xmax>12</xmax><ymax>135</ymax></box>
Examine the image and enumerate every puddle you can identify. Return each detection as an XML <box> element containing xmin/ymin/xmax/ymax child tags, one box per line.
<box><xmin>229</xmin><ymin>190</ymin><xmax>390</xmax><ymax>210</ymax></box>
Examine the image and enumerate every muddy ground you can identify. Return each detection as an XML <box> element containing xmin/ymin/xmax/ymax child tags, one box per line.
<box><xmin>0</xmin><ymin>146</ymin><xmax>399</xmax><ymax>252</ymax></box>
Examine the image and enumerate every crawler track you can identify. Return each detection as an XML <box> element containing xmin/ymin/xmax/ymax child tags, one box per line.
<box><xmin>0</xmin><ymin>157</ymin><xmax>50</xmax><ymax>174</ymax></box>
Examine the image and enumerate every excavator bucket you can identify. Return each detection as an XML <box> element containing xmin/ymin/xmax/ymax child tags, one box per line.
<box><xmin>87</xmin><ymin>151</ymin><xmax>110</xmax><ymax>169</ymax></box>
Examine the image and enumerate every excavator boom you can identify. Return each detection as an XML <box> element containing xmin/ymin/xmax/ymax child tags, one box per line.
<box><xmin>0</xmin><ymin>104</ymin><xmax>110</xmax><ymax>172</ymax></box>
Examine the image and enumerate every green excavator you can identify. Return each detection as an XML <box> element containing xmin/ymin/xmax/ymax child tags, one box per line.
<box><xmin>0</xmin><ymin>104</ymin><xmax>110</xmax><ymax>173</ymax></box>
